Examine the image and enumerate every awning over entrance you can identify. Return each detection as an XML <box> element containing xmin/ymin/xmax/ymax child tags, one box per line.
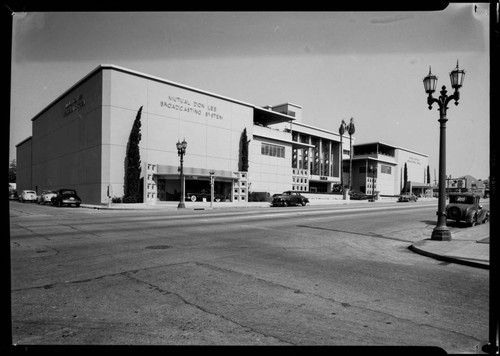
<box><xmin>155</xmin><ymin>165</ymin><xmax>240</xmax><ymax>181</ymax></box>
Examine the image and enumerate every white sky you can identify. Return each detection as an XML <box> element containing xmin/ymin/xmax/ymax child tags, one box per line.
<box><xmin>9</xmin><ymin>4</ymin><xmax>491</xmax><ymax>179</ymax></box>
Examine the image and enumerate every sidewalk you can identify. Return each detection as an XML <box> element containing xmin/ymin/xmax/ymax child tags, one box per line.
<box><xmin>81</xmin><ymin>197</ymin><xmax>387</xmax><ymax>210</ymax></box>
<box><xmin>409</xmin><ymin>223</ymin><xmax>490</xmax><ymax>269</ymax></box>
<box><xmin>81</xmin><ymin>198</ymin><xmax>490</xmax><ymax>270</ymax></box>
<box><xmin>82</xmin><ymin>195</ymin><xmax>423</xmax><ymax>211</ymax></box>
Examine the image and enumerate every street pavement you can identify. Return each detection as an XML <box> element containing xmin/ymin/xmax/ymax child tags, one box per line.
<box><xmin>82</xmin><ymin>197</ymin><xmax>490</xmax><ymax>270</ymax></box>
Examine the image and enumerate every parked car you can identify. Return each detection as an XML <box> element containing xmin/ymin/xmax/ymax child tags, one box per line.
<box><xmin>348</xmin><ymin>190</ymin><xmax>369</xmax><ymax>200</ymax></box>
<box><xmin>446</xmin><ymin>192</ymin><xmax>489</xmax><ymax>227</ymax></box>
<box><xmin>9</xmin><ymin>190</ymin><xmax>18</xmax><ymax>200</ymax></box>
<box><xmin>37</xmin><ymin>190</ymin><xmax>57</xmax><ymax>204</ymax></box>
<box><xmin>18</xmin><ymin>190</ymin><xmax>37</xmax><ymax>203</ymax></box>
<box><xmin>186</xmin><ymin>190</ymin><xmax>227</xmax><ymax>202</ymax></box>
<box><xmin>51</xmin><ymin>189</ymin><xmax>82</xmax><ymax>207</ymax></box>
<box><xmin>397</xmin><ymin>194</ymin><xmax>418</xmax><ymax>202</ymax></box>
<box><xmin>271</xmin><ymin>191</ymin><xmax>309</xmax><ymax>207</ymax></box>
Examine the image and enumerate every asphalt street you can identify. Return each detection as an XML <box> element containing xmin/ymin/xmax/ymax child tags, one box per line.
<box><xmin>9</xmin><ymin>200</ymin><xmax>489</xmax><ymax>352</ymax></box>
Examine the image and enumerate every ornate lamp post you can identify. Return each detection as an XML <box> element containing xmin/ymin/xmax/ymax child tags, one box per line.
<box><xmin>176</xmin><ymin>138</ymin><xmax>188</xmax><ymax>209</ymax></box>
<box><xmin>423</xmin><ymin>61</ymin><xmax>465</xmax><ymax>241</ymax></box>
<box><xmin>209</xmin><ymin>170</ymin><xmax>215</xmax><ymax>208</ymax></box>
<box><xmin>347</xmin><ymin>117</ymin><xmax>356</xmax><ymax>192</ymax></box>
<box><xmin>338</xmin><ymin>119</ymin><xmax>347</xmax><ymax>195</ymax></box>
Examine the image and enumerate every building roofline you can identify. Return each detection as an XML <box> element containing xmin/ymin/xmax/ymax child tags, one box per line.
<box><xmin>254</xmin><ymin>106</ymin><xmax>297</xmax><ymax>122</ymax></box>
<box><xmin>269</xmin><ymin>102</ymin><xmax>303</xmax><ymax>109</ymax></box>
<box><xmin>292</xmin><ymin>121</ymin><xmax>348</xmax><ymax>139</ymax></box>
<box><xmin>15</xmin><ymin>136</ymin><xmax>32</xmax><ymax>147</ymax></box>
<box><xmin>30</xmin><ymin>64</ymin><xmax>262</xmax><ymax>123</ymax></box>
<box><xmin>354</xmin><ymin>141</ymin><xmax>428</xmax><ymax>157</ymax></box>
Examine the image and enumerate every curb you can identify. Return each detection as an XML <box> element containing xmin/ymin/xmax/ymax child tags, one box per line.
<box><xmin>408</xmin><ymin>241</ymin><xmax>489</xmax><ymax>270</ymax></box>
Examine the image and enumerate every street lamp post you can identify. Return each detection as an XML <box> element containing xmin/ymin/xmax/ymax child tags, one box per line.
<box><xmin>338</xmin><ymin>119</ymin><xmax>347</xmax><ymax>196</ymax></box>
<box><xmin>176</xmin><ymin>138</ymin><xmax>188</xmax><ymax>209</ymax></box>
<box><xmin>347</xmin><ymin>118</ymin><xmax>356</xmax><ymax>192</ymax></box>
<box><xmin>423</xmin><ymin>61</ymin><xmax>465</xmax><ymax>241</ymax></box>
<box><xmin>209</xmin><ymin>170</ymin><xmax>215</xmax><ymax>208</ymax></box>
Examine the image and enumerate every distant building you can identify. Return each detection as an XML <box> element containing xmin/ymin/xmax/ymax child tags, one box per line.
<box><xmin>345</xmin><ymin>142</ymin><xmax>429</xmax><ymax>197</ymax></box>
<box><xmin>446</xmin><ymin>175</ymin><xmax>486</xmax><ymax>196</ymax></box>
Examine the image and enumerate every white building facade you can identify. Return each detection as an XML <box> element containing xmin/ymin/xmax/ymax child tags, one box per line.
<box><xmin>16</xmin><ymin>65</ymin><xmax>352</xmax><ymax>205</ymax></box>
<box><xmin>346</xmin><ymin>142</ymin><xmax>430</xmax><ymax>197</ymax></box>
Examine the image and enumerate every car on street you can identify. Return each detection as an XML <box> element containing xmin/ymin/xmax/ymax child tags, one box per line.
<box><xmin>18</xmin><ymin>190</ymin><xmax>37</xmax><ymax>203</ymax></box>
<box><xmin>186</xmin><ymin>190</ymin><xmax>228</xmax><ymax>202</ymax></box>
<box><xmin>37</xmin><ymin>190</ymin><xmax>57</xmax><ymax>205</ymax></box>
<box><xmin>397</xmin><ymin>193</ymin><xmax>418</xmax><ymax>202</ymax></box>
<box><xmin>9</xmin><ymin>190</ymin><xmax>18</xmax><ymax>200</ymax></box>
<box><xmin>349</xmin><ymin>190</ymin><xmax>369</xmax><ymax>200</ymax></box>
<box><xmin>446</xmin><ymin>192</ymin><xmax>489</xmax><ymax>227</ymax></box>
<box><xmin>271</xmin><ymin>191</ymin><xmax>309</xmax><ymax>207</ymax></box>
<box><xmin>51</xmin><ymin>189</ymin><xmax>82</xmax><ymax>207</ymax></box>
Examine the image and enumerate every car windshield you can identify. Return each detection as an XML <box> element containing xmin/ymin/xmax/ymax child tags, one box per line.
<box><xmin>61</xmin><ymin>190</ymin><xmax>76</xmax><ymax>195</ymax></box>
<box><xmin>25</xmin><ymin>191</ymin><xmax>36</xmax><ymax>194</ymax></box>
<box><xmin>282</xmin><ymin>192</ymin><xmax>291</xmax><ymax>196</ymax></box>
<box><xmin>449</xmin><ymin>195</ymin><xmax>474</xmax><ymax>204</ymax></box>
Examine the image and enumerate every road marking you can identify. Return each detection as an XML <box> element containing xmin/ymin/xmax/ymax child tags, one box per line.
<box><xmin>196</xmin><ymin>204</ymin><xmax>437</xmax><ymax>223</ymax></box>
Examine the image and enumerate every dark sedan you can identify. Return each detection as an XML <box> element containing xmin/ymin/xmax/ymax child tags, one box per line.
<box><xmin>446</xmin><ymin>192</ymin><xmax>489</xmax><ymax>227</ymax></box>
<box><xmin>271</xmin><ymin>191</ymin><xmax>309</xmax><ymax>207</ymax></box>
<box><xmin>51</xmin><ymin>189</ymin><xmax>82</xmax><ymax>207</ymax></box>
<box><xmin>186</xmin><ymin>191</ymin><xmax>227</xmax><ymax>202</ymax></box>
<box><xmin>397</xmin><ymin>194</ymin><xmax>418</xmax><ymax>202</ymax></box>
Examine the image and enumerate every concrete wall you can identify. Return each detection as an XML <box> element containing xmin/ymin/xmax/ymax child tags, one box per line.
<box><xmin>30</xmin><ymin>71</ymin><xmax>103</xmax><ymax>203</ymax></box>
<box><xmin>395</xmin><ymin>149</ymin><xmax>429</xmax><ymax>193</ymax></box>
<box><xmin>15</xmin><ymin>138</ymin><xmax>32</xmax><ymax>192</ymax></box>
<box><xmin>249</xmin><ymin>136</ymin><xmax>292</xmax><ymax>195</ymax></box>
<box><xmin>103</xmin><ymin>68</ymin><xmax>254</xmax><ymax>203</ymax></box>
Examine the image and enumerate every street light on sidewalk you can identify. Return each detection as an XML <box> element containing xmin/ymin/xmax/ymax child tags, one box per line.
<box><xmin>347</xmin><ymin>118</ymin><xmax>355</xmax><ymax>193</ymax></box>
<box><xmin>338</xmin><ymin>119</ymin><xmax>347</xmax><ymax>197</ymax></box>
<box><xmin>209</xmin><ymin>170</ymin><xmax>215</xmax><ymax>208</ymax></box>
<box><xmin>176</xmin><ymin>138</ymin><xmax>187</xmax><ymax>209</ymax></box>
<box><xmin>423</xmin><ymin>61</ymin><xmax>465</xmax><ymax>241</ymax></box>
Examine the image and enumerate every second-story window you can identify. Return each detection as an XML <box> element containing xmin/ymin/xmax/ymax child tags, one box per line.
<box><xmin>261</xmin><ymin>143</ymin><xmax>285</xmax><ymax>158</ymax></box>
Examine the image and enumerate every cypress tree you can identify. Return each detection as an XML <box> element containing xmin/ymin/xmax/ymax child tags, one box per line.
<box><xmin>239</xmin><ymin>128</ymin><xmax>249</xmax><ymax>172</ymax></box>
<box><xmin>403</xmin><ymin>162</ymin><xmax>408</xmax><ymax>193</ymax></box>
<box><xmin>124</xmin><ymin>106</ymin><xmax>143</xmax><ymax>202</ymax></box>
<box><xmin>427</xmin><ymin>165</ymin><xmax>431</xmax><ymax>185</ymax></box>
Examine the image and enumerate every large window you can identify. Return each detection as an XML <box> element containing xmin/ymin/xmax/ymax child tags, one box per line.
<box><xmin>381</xmin><ymin>165</ymin><xmax>392</xmax><ymax>174</ymax></box>
<box><xmin>261</xmin><ymin>143</ymin><xmax>285</xmax><ymax>158</ymax></box>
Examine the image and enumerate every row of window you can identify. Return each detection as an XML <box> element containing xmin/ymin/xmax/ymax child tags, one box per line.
<box><xmin>261</xmin><ymin>143</ymin><xmax>286</xmax><ymax>158</ymax></box>
<box><xmin>358</xmin><ymin>165</ymin><xmax>392</xmax><ymax>174</ymax></box>
<box><xmin>293</xmin><ymin>177</ymin><xmax>308</xmax><ymax>184</ymax></box>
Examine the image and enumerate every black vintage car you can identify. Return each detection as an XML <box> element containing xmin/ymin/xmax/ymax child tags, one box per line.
<box><xmin>271</xmin><ymin>191</ymin><xmax>309</xmax><ymax>207</ymax></box>
<box><xmin>349</xmin><ymin>190</ymin><xmax>369</xmax><ymax>200</ymax></box>
<box><xmin>186</xmin><ymin>190</ymin><xmax>227</xmax><ymax>202</ymax></box>
<box><xmin>51</xmin><ymin>189</ymin><xmax>82</xmax><ymax>207</ymax></box>
<box><xmin>446</xmin><ymin>192</ymin><xmax>489</xmax><ymax>227</ymax></box>
<box><xmin>397</xmin><ymin>193</ymin><xmax>418</xmax><ymax>202</ymax></box>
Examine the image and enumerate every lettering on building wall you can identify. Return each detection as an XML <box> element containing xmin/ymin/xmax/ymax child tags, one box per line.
<box><xmin>64</xmin><ymin>94</ymin><xmax>86</xmax><ymax>116</ymax></box>
<box><xmin>160</xmin><ymin>96</ymin><xmax>224</xmax><ymax>120</ymax></box>
<box><xmin>407</xmin><ymin>156</ymin><xmax>421</xmax><ymax>165</ymax></box>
